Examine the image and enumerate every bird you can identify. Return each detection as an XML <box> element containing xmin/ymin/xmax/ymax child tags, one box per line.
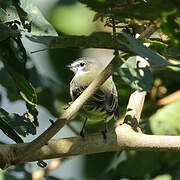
<box><xmin>68</xmin><ymin>57</ymin><xmax>119</xmax><ymax>139</ymax></box>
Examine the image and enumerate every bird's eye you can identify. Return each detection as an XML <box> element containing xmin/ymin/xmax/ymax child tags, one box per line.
<box><xmin>80</xmin><ymin>62</ymin><xmax>85</xmax><ymax>67</ymax></box>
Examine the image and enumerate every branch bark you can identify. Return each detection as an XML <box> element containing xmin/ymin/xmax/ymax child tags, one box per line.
<box><xmin>1</xmin><ymin>124</ymin><xmax>180</xmax><ymax>168</ymax></box>
<box><xmin>28</xmin><ymin>32</ymin><xmax>129</xmax><ymax>52</ymax></box>
<box><xmin>123</xmin><ymin>91</ymin><xmax>146</xmax><ymax>130</ymax></box>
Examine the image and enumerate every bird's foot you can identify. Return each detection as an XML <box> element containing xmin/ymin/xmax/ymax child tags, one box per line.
<box><xmin>101</xmin><ymin>128</ymin><xmax>108</xmax><ymax>141</ymax></box>
<box><xmin>80</xmin><ymin>128</ymin><xmax>86</xmax><ymax>138</ymax></box>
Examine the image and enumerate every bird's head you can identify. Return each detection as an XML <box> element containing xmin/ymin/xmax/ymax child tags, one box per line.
<box><xmin>67</xmin><ymin>57</ymin><xmax>103</xmax><ymax>75</ymax></box>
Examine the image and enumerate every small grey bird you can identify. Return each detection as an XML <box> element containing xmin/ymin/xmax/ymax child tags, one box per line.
<box><xmin>68</xmin><ymin>57</ymin><xmax>119</xmax><ymax>138</ymax></box>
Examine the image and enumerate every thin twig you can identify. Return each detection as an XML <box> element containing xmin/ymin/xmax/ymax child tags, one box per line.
<box><xmin>138</xmin><ymin>23</ymin><xmax>158</xmax><ymax>39</ymax></box>
<box><xmin>157</xmin><ymin>90</ymin><xmax>180</xmax><ymax>106</ymax></box>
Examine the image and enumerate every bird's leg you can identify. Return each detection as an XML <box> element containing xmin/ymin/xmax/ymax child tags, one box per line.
<box><xmin>102</xmin><ymin>119</ymin><xmax>108</xmax><ymax>140</ymax></box>
<box><xmin>80</xmin><ymin>117</ymin><xmax>88</xmax><ymax>138</ymax></box>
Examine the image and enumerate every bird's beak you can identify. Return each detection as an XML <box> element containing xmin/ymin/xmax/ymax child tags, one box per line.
<box><xmin>67</xmin><ymin>64</ymin><xmax>73</xmax><ymax>69</ymax></box>
<box><xmin>67</xmin><ymin>64</ymin><xmax>72</xmax><ymax>69</ymax></box>
<box><xmin>67</xmin><ymin>64</ymin><xmax>74</xmax><ymax>72</ymax></box>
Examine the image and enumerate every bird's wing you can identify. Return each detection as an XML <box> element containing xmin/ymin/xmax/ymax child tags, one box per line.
<box><xmin>105</xmin><ymin>85</ymin><xmax>119</xmax><ymax>119</ymax></box>
<box><xmin>70</xmin><ymin>79</ymin><xmax>119</xmax><ymax>119</ymax></box>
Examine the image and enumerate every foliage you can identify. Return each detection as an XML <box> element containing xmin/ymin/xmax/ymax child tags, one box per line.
<box><xmin>0</xmin><ymin>0</ymin><xmax>180</xmax><ymax>179</ymax></box>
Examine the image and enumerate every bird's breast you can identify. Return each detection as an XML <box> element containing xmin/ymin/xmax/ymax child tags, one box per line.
<box><xmin>73</xmin><ymin>71</ymin><xmax>114</xmax><ymax>92</ymax></box>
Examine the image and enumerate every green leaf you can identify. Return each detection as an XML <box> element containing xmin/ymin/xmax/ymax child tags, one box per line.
<box><xmin>117</xmin><ymin>32</ymin><xmax>170</xmax><ymax>68</ymax></box>
<box><xmin>0</xmin><ymin>38</ymin><xmax>39</xmax><ymax>126</ymax></box>
<box><xmin>0</xmin><ymin>5</ymin><xmax>20</xmax><ymax>23</ymax></box>
<box><xmin>0</xmin><ymin>7</ymin><xmax>8</xmax><ymax>22</ymax></box>
<box><xmin>19</xmin><ymin>0</ymin><xmax>57</xmax><ymax>36</ymax></box>
<box><xmin>0</xmin><ymin>68</ymin><xmax>20</xmax><ymax>101</ymax></box>
<box><xmin>0</xmin><ymin>108</ymin><xmax>36</xmax><ymax>136</ymax></box>
<box><xmin>119</xmin><ymin>57</ymin><xmax>153</xmax><ymax>92</ymax></box>
<box><xmin>150</xmin><ymin>101</ymin><xmax>180</xmax><ymax>135</ymax></box>
<box><xmin>0</xmin><ymin>108</ymin><xmax>36</xmax><ymax>143</ymax></box>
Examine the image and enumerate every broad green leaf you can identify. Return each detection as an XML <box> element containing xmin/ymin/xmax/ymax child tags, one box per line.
<box><xmin>119</xmin><ymin>57</ymin><xmax>153</xmax><ymax>92</ymax></box>
<box><xmin>19</xmin><ymin>0</ymin><xmax>57</xmax><ymax>36</ymax></box>
<box><xmin>50</xmin><ymin>2</ymin><xmax>95</xmax><ymax>35</ymax></box>
<box><xmin>0</xmin><ymin>0</ymin><xmax>21</xmax><ymax>23</ymax></box>
<box><xmin>0</xmin><ymin>0</ymin><xmax>57</xmax><ymax>37</ymax></box>
<box><xmin>0</xmin><ymin>8</ymin><xmax>7</xmax><ymax>22</ymax></box>
<box><xmin>117</xmin><ymin>32</ymin><xmax>170</xmax><ymax>68</ymax></box>
<box><xmin>150</xmin><ymin>101</ymin><xmax>180</xmax><ymax>135</ymax></box>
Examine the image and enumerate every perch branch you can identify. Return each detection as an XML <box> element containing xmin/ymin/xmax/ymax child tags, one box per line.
<box><xmin>1</xmin><ymin>124</ymin><xmax>180</xmax><ymax>168</ymax></box>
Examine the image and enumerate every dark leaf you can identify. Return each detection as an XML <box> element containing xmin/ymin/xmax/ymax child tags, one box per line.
<box><xmin>0</xmin><ymin>108</ymin><xmax>36</xmax><ymax>143</ymax></box>
<box><xmin>117</xmin><ymin>32</ymin><xmax>170</xmax><ymax>68</ymax></box>
<box><xmin>0</xmin><ymin>23</ymin><xmax>20</xmax><ymax>41</ymax></box>
<box><xmin>0</xmin><ymin>68</ymin><xmax>21</xmax><ymax>101</ymax></box>
<box><xmin>119</xmin><ymin>57</ymin><xmax>153</xmax><ymax>92</ymax></box>
<box><xmin>0</xmin><ymin>38</ymin><xmax>38</xmax><ymax>126</ymax></box>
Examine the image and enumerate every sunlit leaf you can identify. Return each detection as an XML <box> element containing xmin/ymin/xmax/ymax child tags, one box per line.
<box><xmin>19</xmin><ymin>0</ymin><xmax>57</xmax><ymax>36</ymax></box>
<box><xmin>150</xmin><ymin>101</ymin><xmax>180</xmax><ymax>135</ymax></box>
